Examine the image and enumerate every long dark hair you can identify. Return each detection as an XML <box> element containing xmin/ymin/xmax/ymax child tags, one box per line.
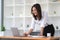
<box><xmin>31</xmin><ymin>3</ymin><xmax>42</xmax><ymax>20</ymax></box>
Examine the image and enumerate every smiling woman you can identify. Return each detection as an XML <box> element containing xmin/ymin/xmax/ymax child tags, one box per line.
<box><xmin>24</xmin><ymin>3</ymin><xmax>48</xmax><ymax>36</ymax></box>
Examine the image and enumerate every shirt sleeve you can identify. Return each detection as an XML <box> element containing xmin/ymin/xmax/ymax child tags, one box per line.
<box><xmin>29</xmin><ymin>18</ymin><xmax>35</xmax><ymax>29</ymax></box>
<box><xmin>42</xmin><ymin>11</ymin><xmax>48</xmax><ymax>26</ymax></box>
<box><xmin>40</xmin><ymin>18</ymin><xmax>45</xmax><ymax>28</ymax></box>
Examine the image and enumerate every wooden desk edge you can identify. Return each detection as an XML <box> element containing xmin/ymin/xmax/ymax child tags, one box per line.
<box><xmin>0</xmin><ymin>36</ymin><xmax>60</xmax><ymax>40</ymax></box>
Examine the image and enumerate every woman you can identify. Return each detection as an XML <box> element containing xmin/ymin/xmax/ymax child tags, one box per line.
<box><xmin>24</xmin><ymin>3</ymin><xmax>47</xmax><ymax>36</ymax></box>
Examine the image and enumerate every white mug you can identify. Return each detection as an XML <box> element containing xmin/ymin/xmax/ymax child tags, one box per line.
<box><xmin>47</xmin><ymin>33</ymin><xmax>51</xmax><ymax>37</ymax></box>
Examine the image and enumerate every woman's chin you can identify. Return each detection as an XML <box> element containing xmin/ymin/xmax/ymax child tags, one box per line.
<box><xmin>34</xmin><ymin>15</ymin><xmax>37</xmax><ymax>16</ymax></box>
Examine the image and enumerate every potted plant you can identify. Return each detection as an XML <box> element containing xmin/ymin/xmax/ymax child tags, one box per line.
<box><xmin>0</xmin><ymin>26</ymin><xmax>5</xmax><ymax>36</ymax></box>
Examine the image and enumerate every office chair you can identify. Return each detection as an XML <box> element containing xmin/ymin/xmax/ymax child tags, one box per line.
<box><xmin>43</xmin><ymin>24</ymin><xmax>55</xmax><ymax>37</ymax></box>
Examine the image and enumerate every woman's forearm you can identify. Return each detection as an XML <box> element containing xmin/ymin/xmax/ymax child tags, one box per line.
<box><xmin>28</xmin><ymin>29</ymin><xmax>33</xmax><ymax>34</ymax></box>
<box><xmin>40</xmin><ymin>27</ymin><xmax>44</xmax><ymax>36</ymax></box>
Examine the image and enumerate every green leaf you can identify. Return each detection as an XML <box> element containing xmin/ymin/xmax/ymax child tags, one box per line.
<box><xmin>1</xmin><ymin>26</ymin><xmax>5</xmax><ymax>31</ymax></box>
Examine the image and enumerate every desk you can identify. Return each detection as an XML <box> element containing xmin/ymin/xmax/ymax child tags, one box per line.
<box><xmin>0</xmin><ymin>36</ymin><xmax>60</xmax><ymax>40</ymax></box>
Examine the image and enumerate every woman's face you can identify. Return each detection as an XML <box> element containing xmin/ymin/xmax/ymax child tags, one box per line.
<box><xmin>32</xmin><ymin>7</ymin><xmax>38</xmax><ymax>16</ymax></box>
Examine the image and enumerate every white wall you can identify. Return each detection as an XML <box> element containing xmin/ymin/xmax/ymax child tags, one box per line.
<box><xmin>48</xmin><ymin>17</ymin><xmax>60</xmax><ymax>30</ymax></box>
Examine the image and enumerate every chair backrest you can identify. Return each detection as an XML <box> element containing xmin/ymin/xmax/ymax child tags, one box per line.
<box><xmin>43</xmin><ymin>24</ymin><xmax>55</xmax><ymax>37</ymax></box>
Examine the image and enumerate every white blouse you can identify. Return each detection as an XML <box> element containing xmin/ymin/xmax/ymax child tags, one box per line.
<box><xmin>29</xmin><ymin>11</ymin><xmax>48</xmax><ymax>32</ymax></box>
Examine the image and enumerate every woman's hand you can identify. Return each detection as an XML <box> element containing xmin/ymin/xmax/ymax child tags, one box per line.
<box><xmin>24</xmin><ymin>32</ymin><xmax>29</xmax><ymax>36</ymax></box>
<box><xmin>24</xmin><ymin>29</ymin><xmax>33</xmax><ymax>36</ymax></box>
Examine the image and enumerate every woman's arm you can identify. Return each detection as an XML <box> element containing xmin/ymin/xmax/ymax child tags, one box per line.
<box><xmin>40</xmin><ymin>27</ymin><xmax>44</xmax><ymax>36</ymax></box>
<box><xmin>27</xmin><ymin>29</ymin><xmax>33</xmax><ymax>34</ymax></box>
<box><xmin>24</xmin><ymin>18</ymin><xmax>35</xmax><ymax>36</ymax></box>
<box><xmin>38</xmin><ymin>27</ymin><xmax>44</xmax><ymax>36</ymax></box>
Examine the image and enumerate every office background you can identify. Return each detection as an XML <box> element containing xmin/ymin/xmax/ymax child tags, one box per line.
<box><xmin>0</xmin><ymin>0</ymin><xmax>60</xmax><ymax>36</ymax></box>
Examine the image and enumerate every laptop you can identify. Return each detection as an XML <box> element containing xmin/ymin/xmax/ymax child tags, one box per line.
<box><xmin>11</xmin><ymin>27</ymin><xmax>24</xmax><ymax>37</ymax></box>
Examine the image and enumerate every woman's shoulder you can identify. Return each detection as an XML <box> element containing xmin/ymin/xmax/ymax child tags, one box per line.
<box><xmin>42</xmin><ymin>11</ymin><xmax>48</xmax><ymax>17</ymax></box>
<box><xmin>32</xmin><ymin>18</ymin><xmax>38</xmax><ymax>23</ymax></box>
<box><xmin>32</xmin><ymin>18</ymin><xmax>35</xmax><ymax>22</ymax></box>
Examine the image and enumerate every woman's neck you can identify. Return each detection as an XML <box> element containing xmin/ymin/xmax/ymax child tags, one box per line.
<box><xmin>37</xmin><ymin>15</ymin><xmax>40</xmax><ymax>21</ymax></box>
